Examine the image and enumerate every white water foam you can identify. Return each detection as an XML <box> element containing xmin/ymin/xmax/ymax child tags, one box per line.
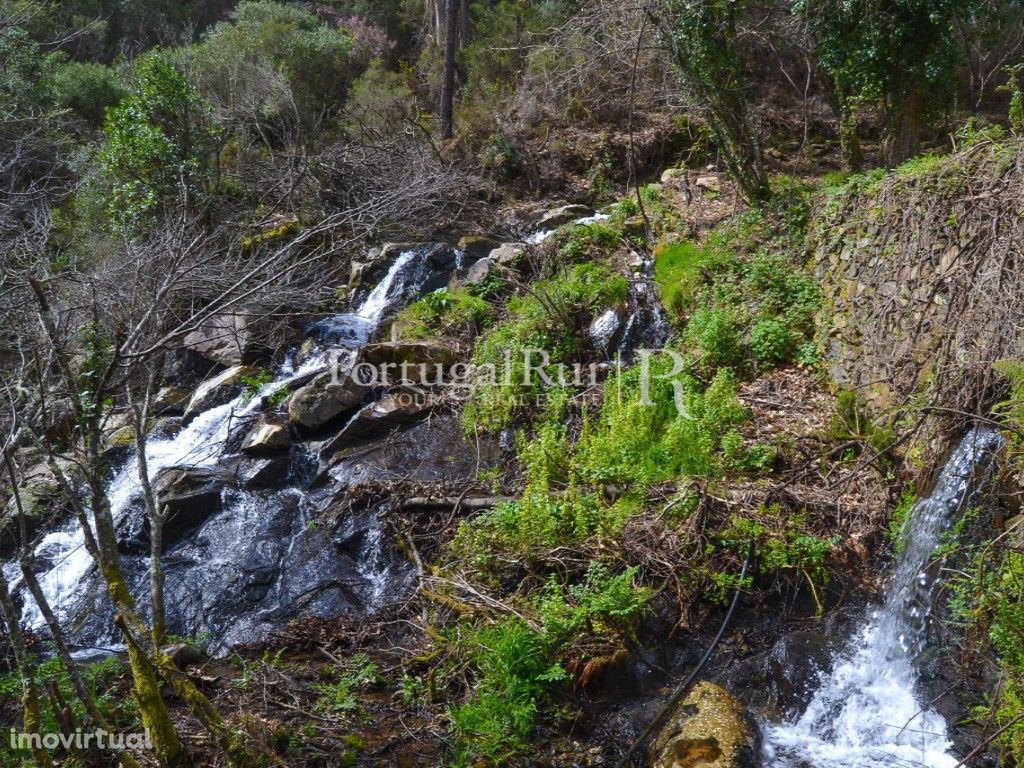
<box><xmin>763</xmin><ymin>427</ymin><xmax>1002</xmax><ymax>768</ymax></box>
<box><xmin>14</xmin><ymin>352</ymin><xmax>328</xmax><ymax>628</ymax></box>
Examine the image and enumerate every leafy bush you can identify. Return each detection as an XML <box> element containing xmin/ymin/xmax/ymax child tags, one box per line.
<box><xmin>450</xmin><ymin>619</ymin><xmax>564</xmax><ymax>765</ymax></box>
<box><xmin>654</xmin><ymin>239</ymin><xmax>728</xmax><ymax>318</ymax></box>
<box><xmin>188</xmin><ymin>1</ymin><xmax>356</xmax><ymax>125</ymax></box>
<box><xmin>98</xmin><ymin>52</ymin><xmax>218</xmax><ymax>233</ymax></box>
<box><xmin>392</xmin><ymin>287</ymin><xmax>493</xmax><ymax>341</ymax></box>
<box><xmin>685</xmin><ymin>306</ymin><xmax>743</xmax><ymax>368</ymax></box>
<box><xmin>344</xmin><ymin>58</ymin><xmax>418</xmax><ymax>139</ymax></box>
<box><xmin>556</xmin><ymin>221</ymin><xmax>622</xmax><ymax>263</ymax></box>
<box><xmin>749</xmin><ymin>318</ymin><xmax>796</xmax><ymax>367</ymax></box>
<box><xmin>45</xmin><ymin>60</ymin><xmax>124</xmax><ymax>126</ymax></box>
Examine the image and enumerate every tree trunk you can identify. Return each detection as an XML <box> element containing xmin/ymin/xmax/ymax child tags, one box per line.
<box><xmin>458</xmin><ymin>0</ymin><xmax>470</xmax><ymax>48</ymax></box>
<box><xmin>0</xmin><ymin>571</ymin><xmax>54</xmax><ymax>768</ymax></box>
<box><xmin>439</xmin><ymin>0</ymin><xmax>459</xmax><ymax>139</ymax></box>
<box><xmin>128</xmin><ymin>384</ymin><xmax>167</xmax><ymax>647</ymax></box>
<box><xmin>886</xmin><ymin>79</ymin><xmax>922</xmax><ymax>166</ymax></box>
<box><xmin>2</xmin><ymin>446</ymin><xmax>111</xmax><ymax>730</ymax></box>
<box><xmin>839</xmin><ymin>103</ymin><xmax>863</xmax><ymax>172</ymax></box>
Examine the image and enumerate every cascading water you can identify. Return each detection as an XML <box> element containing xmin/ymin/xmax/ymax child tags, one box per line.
<box><xmin>306</xmin><ymin>244</ymin><xmax>463</xmax><ymax>346</ymax></box>
<box><xmin>763</xmin><ymin>427</ymin><xmax>1003</xmax><ymax>768</ymax></box>
<box><xmin>7</xmin><ymin>353</ymin><xmax>328</xmax><ymax>632</ymax></box>
<box><xmin>6</xmin><ymin>249</ymin><xmax>439</xmax><ymax>649</ymax></box>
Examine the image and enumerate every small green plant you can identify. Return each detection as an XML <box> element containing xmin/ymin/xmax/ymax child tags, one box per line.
<box><xmin>749</xmin><ymin>318</ymin><xmax>796</xmax><ymax>367</ymax></box>
<box><xmin>392</xmin><ymin>287</ymin><xmax>492</xmax><ymax>341</ymax></box>
<box><xmin>686</xmin><ymin>306</ymin><xmax>743</xmax><ymax>368</ymax></box>
<box><xmin>885</xmin><ymin>490</ymin><xmax>916</xmax><ymax>553</ymax></box>
<box><xmin>240</xmin><ymin>370</ymin><xmax>273</xmax><ymax>404</ymax></box>
<box><xmin>450</xmin><ymin>619</ymin><xmax>566</xmax><ymax>765</ymax></box>
<box><xmin>653</xmin><ymin>239</ymin><xmax>727</xmax><ymax>318</ymax></box>
<box><xmin>313</xmin><ymin>653</ymin><xmax>381</xmax><ymax>714</ymax></box>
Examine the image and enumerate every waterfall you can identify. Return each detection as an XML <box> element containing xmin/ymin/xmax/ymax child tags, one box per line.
<box><xmin>306</xmin><ymin>245</ymin><xmax>457</xmax><ymax>346</ymax></box>
<box><xmin>762</xmin><ymin>426</ymin><xmax>1003</xmax><ymax>768</ymax></box>
<box><xmin>8</xmin><ymin>352</ymin><xmax>327</xmax><ymax>630</ymax></box>
<box><xmin>7</xmin><ymin>250</ymin><xmax>428</xmax><ymax>638</ymax></box>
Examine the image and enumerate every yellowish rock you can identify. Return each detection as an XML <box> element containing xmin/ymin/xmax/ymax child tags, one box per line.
<box><xmin>652</xmin><ymin>682</ymin><xmax>757</xmax><ymax>768</ymax></box>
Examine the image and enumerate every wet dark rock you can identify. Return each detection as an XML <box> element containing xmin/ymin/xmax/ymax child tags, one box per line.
<box><xmin>163</xmin><ymin>642</ymin><xmax>207</xmax><ymax>670</ymax></box>
<box><xmin>327</xmin><ymin>414</ymin><xmax>499</xmax><ymax>487</ymax></box>
<box><xmin>287</xmin><ymin>370</ymin><xmax>368</xmax><ymax>430</ymax></box>
<box><xmin>240</xmin><ymin>415</ymin><xmax>292</xmax><ymax>455</ymax></box>
<box><xmin>305</xmin><ymin>315</ymin><xmax>377</xmax><ymax>347</ymax></box>
<box><xmin>229</xmin><ymin>455</ymin><xmax>292</xmax><ymax>489</ymax></box>
<box><xmin>153</xmin><ymin>466</ymin><xmax>231</xmax><ymax>548</ymax></box>
<box><xmin>322</xmin><ymin>390</ymin><xmax>436</xmax><ymax>455</ymax></box>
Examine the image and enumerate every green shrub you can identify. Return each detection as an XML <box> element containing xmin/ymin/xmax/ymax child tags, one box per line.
<box><xmin>392</xmin><ymin>287</ymin><xmax>492</xmax><ymax>341</ymax></box>
<box><xmin>45</xmin><ymin>60</ymin><xmax>124</xmax><ymax>125</ymax></box>
<box><xmin>98</xmin><ymin>51</ymin><xmax>218</xmax><ymax>233</ymax></box>
<box><xmin>749</xmin><ymin>318</ymin><xmax>796</xmax><ymax>367</ymax></box>
<box><xmin>464</xmin><ymin>263</ymin><xmax>627</xmax><ymax>432</ymax></box>
<box><xmin>653</xmin><ymin>239</ymin><xmax>727</xmax><ymax>318</ymax></box>
<box><xmin>557</xmin><ymin>222</ymin><xmax>622</xmax><ymax>263</ymax></box>
<box><xmin>685</xmin><ymin>307</ymin><xmax>743</xmax><ymax>368</ymax></box>
<box><xmin>187</xmin><ymin>0</ymin><xmax>356</xmax><ymax>125</ymax></box>
<box><xmin>450</xmin><ymin>619</ymin><xmax>565</xmax><ymax>765</ymax></box>
<box><xmin>343</xmin><ymin>58</ymin><xmax>417</xmax><ymax>138</ymax></box>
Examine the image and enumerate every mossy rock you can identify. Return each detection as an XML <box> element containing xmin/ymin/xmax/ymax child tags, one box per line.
<box><xmin>653</xmin><ymin>682</ymin><xmax>759</xmax><ymax>768</ymax></box>
<box><xmin>457</xmin><ymin>235</ymin><xmax>500</xmax><ymax>260</ymax></box>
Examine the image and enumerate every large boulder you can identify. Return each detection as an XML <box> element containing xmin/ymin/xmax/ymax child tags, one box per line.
<box><xmin>183</xmin><ymin>365</ymin><xmax>260</xmax><ymax>424</ymax></box>
<box><xmin>359</xmin><ymin>340</ymin><xmax>457</xmax><ymax>376</ymax></box>
<box><xmin>287</xmin><ymin>370</ymin><xmax>368</xmax><ymax>430</ymax></box>
<box><xmin>321</xmin><ymin>390</ymin><xmax>436</xmax><ymax>456</ymax></box>
<box><xmin>536</xmin><ymin>204</ymin><xmax>593</xmax><ymax>230</ymax></box>
<box><xmin>153</xmin><ymin>466</ymin><xmax>230</xmax><ymax>548</ymax></box>
<box><xmin>457</xmin><ymin>235</ymin><xmax>500</xmax><ymax>260</ymax></box>
<box><xmin>464</xmin><ymin>257</ymin><xmax>496</xmax><ymax>286</ymax></box>
<box><xmin>182</xmin><ymin>311</ymin><xmax>270</xmax><ymax>367</ymax></box>
<box><xmin>488</xmin><ymin>243</ymin><xmax>526</xmax><ymax>266</ymax></box>
<box><xmin>652</xmin><ymin>682</ymin><xmax>759</xmax><ymax>768</ymax></box>
<box><xmin>240</xmin><ymin>415</ymin><xmax>293</xmax><ymax>455</ymax></box>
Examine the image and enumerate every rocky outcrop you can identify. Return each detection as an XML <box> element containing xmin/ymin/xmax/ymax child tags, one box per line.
<box><xmin>183</xmin><ymin>365</ymin><xmax>259</xmax><ymax>423</ymax></box>
<box><xmin>153</xmin><ymin>386</ymin><xmax>191</xmax><ymax>416</ymax></box>
<box><xmin>817</xmin><ymin>142</ymin><xmax>1024</xmax><ymax>414</ymax></box>
<box><xmin>360</xmin><ymin>340</ymin><xmax>457</xmax><ymax>374</ymax></box>
<box><xmin>240</xmin><ymin>415</ymin><xmax>292</xmax><ymax>455</ymax></box>
<box><xmin>287</xmin><ymin>370</ymin><xmax>368</xmax><ymax>430</ymax></box>
<box><xmin>464</xmin><ymin>257</ymin><xmax>496</xmax><ymax>285</ymax></box>
<box><xmin>652</xmin><ymin>682</ymin><xmax>759</xmax><ymax>768</ymax></box>
<box><xmin>457</xmin><ymin>235</ymin><xmax>500</xmax><ymax>259</ymax></box>
<box><xmin>488</xmin><ymin>242</ymin><xmax>525</xmax><ymax>266</ymax></box>
<box><xmin>537</xmin><ymin>204</ymin><xmax>593</xmax><ymax>229</ymax></box>
<box><xmin>183</xmin><ymin>311</ymin><xmax>271</xmax><ymax>367</ymax></box>
<box><xmin>321</xmin><ymin>389</ymin><xmax>436</xmax><ymax>456</ymax></box>
<box><xmin>153</xmin><ymin>466</ymin><xmax>229</xmax><ymax>547</ymax></box>
<box><xmin>0</xmin><ymin>463</ymin><xmax>63</xmax><ymax>558</ymax></box>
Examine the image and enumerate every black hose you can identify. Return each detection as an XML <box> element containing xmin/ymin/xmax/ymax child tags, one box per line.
<box><xmin>618</xmin><ymin>540</ymin><xmax>756</xmax><ymax>768</ymax></box>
